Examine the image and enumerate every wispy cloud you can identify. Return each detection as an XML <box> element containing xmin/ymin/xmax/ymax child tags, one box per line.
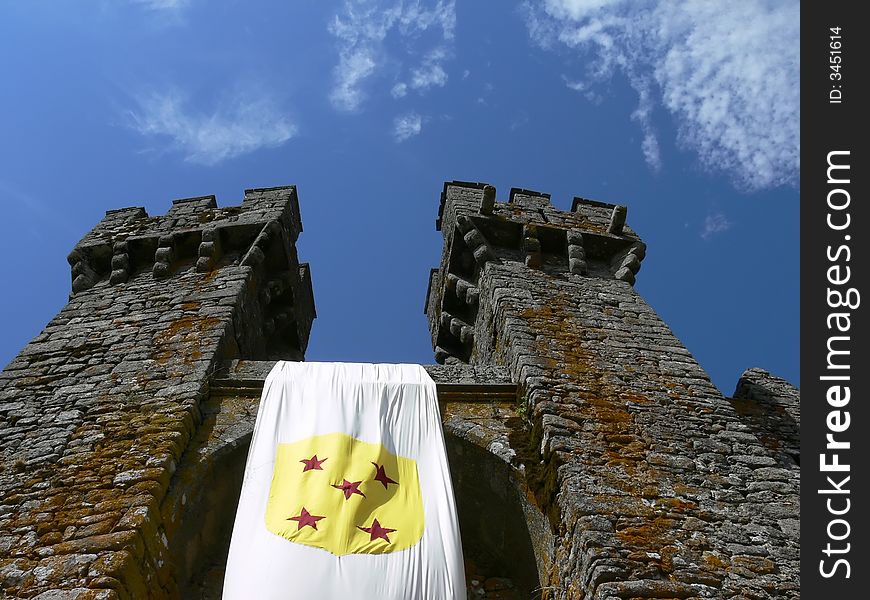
<box><xmin>563</xmin><ymin>75</ymin><xmax>603</xmax><ymax>104</ymax></box>
<box><xmin>393</xmin><ymin>112</ymin><xmax>423</xmax><ymax>142</ymax></box>
<box><xmin>526</xmin><ymin>0</ymin><xmax>799</xmax><ymax>191</ymax></box>
<box><xmin>0</xmin><ymin>179</ymin><xmax>49</xmax><ymax>218</ymax></box>
<box><xmin>328</xmin><ymin>0</ymin><xmax>456</xmax><ymax>112</ymax></box>
<box><xmin>510</xmin><ymin>111</ymin><xmax>529</xmax><ymax>131</ymax></box>
<box><xmin>630</xmin><ymin>79</ymin><xmax>661</xmax><ymax>172</ymax></box>
<box><xmin>330</xmin><ymin>50</ymin><xmax>378</xmax><ymax>112</ymax></box>
<box><xmin>0</xmin><ymin>179</ymin><xmax>77</xmax><ymax>237</ymax></box>
<box><xmin>409</xmin><ymin>47</ymin><xmax>449</xmax><ymax>91</ymax></box>
<box><xmin>701</xmin><ymin>211</ymin><xmax>732</xmax><ymax>240</ymax></box>
<box><xmin>126</xmin><ymin>90</ymin><xmax>296</xmax><ymax>165</ymax></box>
<box><xmin>130</xmin><ymin>0</ymin><xmax>189</xmax><ymax>10</ymax></box>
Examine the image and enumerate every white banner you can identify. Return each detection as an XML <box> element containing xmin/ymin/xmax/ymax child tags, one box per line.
<box><xmin>223</xmin><ymin>362</ymin><xmax>465</xmax><ymax>599</ymax></box>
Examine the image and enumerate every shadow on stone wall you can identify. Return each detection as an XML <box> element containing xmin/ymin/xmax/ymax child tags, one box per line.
<box><xmin>729</xmin><ymin>368</ymin><xmax>800</xmax><ymax>468</ymax></box>
<box><xmin>173</xmin><ymin>432</ymin><xmax>249</xmax><ymax>599</ymax></box>
<box><xmin>445</xmin><ymin>431</ymin><xmax>547</xmax><ymax>599</ymax></box>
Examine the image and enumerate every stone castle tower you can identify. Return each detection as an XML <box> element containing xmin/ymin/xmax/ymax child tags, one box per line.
<box><xmin>0</xmin><ymin>182</ymin><xmax>799</xmax><ymax>599</ymax></box>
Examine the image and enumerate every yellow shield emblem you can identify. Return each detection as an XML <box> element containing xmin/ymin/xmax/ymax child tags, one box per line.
<box><xmin>264</xmin><ymin>433</ymin><xmax>425</xmax><ymax>555</ymax></box>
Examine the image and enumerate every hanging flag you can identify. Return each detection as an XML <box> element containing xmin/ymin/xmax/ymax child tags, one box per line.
<box><xmin>222</xmin><ymin>362</ymin><xmax>466</xmax><ymax>599</ymax></box>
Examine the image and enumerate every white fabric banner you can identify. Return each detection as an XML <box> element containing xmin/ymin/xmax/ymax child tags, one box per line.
<box><xmin>222</xmin><ymin>362</ymin><xmax>466</xmax><ymax>599</ymax></box>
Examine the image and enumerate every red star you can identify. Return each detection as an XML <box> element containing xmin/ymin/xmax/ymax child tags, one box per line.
<box><xmin>300</xmin><ymin>454</ymin><xmax>327</xmax><ymax>472</ymax></box>
<box><xmin>357</xmin><ymin>518</ymin><xmax>397</xmax><ymax>543</ymax></box>
<box><xmin>287</xmin><ymin>507</ymin><xmax>325</xmax><ymax>531</ymax></box>
<box><xmin>332</xmin><ymin>479</ymin><xmax>366</xmax><ymax>500</ymax></box>
<box><xmin>371</xmin><ymin>462</ymin><xmax>398</xmax><ymax>489</ymax></box>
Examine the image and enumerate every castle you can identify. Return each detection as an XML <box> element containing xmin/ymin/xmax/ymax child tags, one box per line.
<box><xmin>0</xmin><ymin>183</ymin><xmax>799</xmax><ymax>598</ymax></box>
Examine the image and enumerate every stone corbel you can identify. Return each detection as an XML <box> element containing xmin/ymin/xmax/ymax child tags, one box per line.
<box><xmin>196</xmin><ymin>227</ymin><xmax>222</xmax><ymax>273</ymax></box>
<box><xmin>241</xmin><ymin>220</ymin><xmax>281</xmax><ymax>267</ymax></box>
<box><xmin>153</xmin><ymin>234</ymin><xmax>175</xmax><ymax>279</ymax></box>
<box><xmin>614</xmin><ymin>242</ymin><xmax>646</xmax><ymax>285</ymax></box>
<box><xmin>567</xmin><ymin>230</ymin><xmax>587</xmax><ymax>275</ymax></box>
<box><xmin>110</xmin><ymin>240</ymin><xmax>131</xmax><ymax>285</ymax></box>
<box><xmin>523</xmin><ymin>224</ymin><xmax>542</xmax><ymax>269</ymax></box>
<box><xmin>456</xmin><ymin>215</ymin><xmax>495</xmax><ymax>266</ymax></box>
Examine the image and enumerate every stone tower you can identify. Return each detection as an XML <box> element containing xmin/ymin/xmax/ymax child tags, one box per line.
<box><xmin>0</xmin><ymin>187</ymin><xmax>315</xmax><ymax>597</ymax></box>
<box><xmin>0</xmin><ymin>181</ymin><xmax>800</xmax><ymax>599</ymax></box>
<box><xmin>425</xmin><ymin>182</ymin><xmax>800</xmax><ymax>598</ymax></box>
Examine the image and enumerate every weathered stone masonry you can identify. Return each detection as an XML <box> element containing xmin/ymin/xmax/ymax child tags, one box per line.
<box><xmin>0</xmin><ymin>187</ymin><xmax>315</xmax><ymax>598</ymax></box>
<box><xmin>425</xmin><ymin>182</ymin><xmax>800</xmax><ymax>599</ymax></box>
<box><xmin>0</xmin><ymin>181</ymin><xmax>800</xmax><ymax>599</ymax></box>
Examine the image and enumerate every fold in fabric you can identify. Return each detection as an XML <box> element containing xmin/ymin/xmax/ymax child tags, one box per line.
<box><xmin>223</xmin><ymin>362</ymin><xmax>465</xmax><ymax>599</ymax></box>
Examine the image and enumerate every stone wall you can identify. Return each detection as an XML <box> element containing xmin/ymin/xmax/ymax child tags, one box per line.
<box><xmin>0</xmin><ymin>179</ymin><xmax>801</xmax><ymax>599</ymax></box>
<box><xmin>729</xmin><ymin>369</ymin><xmax>800</xmax><ymax>470</ymax></box>
<box><xmin>426</xmin><ymin>182</ymin><xmax>800</xmax><ymax>599</ymax></box>
<box><xmin>0</xmin><ymin>187</ymin><xmax>314</xmax><ymax>598</ymax></box>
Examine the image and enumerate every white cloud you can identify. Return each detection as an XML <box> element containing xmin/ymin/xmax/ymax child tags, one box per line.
<box><xmin>410</xmin><ymin>48</ymin><xmax>449</xmax><ymax>91</ymax></box>
<box><xmin>328</xmin><ymin>1</ymin><xmax>456</xmax><ymax>111</ymax></box>
<box><xmin>701</xmin><ymin>211</ymin><xmax>732</xmax><ymax>240</ymax></box>
<box><xmin>510</xmin><ymin>111</ymin><xmax>529</xmax><ymax>131</ymax></box>
<box><xmin>130</xmin><ymin>0</ymin><xmax>188</xmax><ymax>10</ymax></box>
<box><xmin>563</xmin><ymin>78</ymin><xmax>585</xmax><ymax>92</ymax></box>
<box><xmin>126</xmin><ymin>91</ymin><xmax>296</xmax><ymax>165</ymax></box>
<box><xmin>330</xmin><ymin>50</ymin><xmax>378</xmax><ymax>112</ymax></box>
<box><xmin>563</xmin><ymin>76</ymin><xmax>604</xmax><ymax>104</ymax></box>
<box><xmin>639</xmin><ymin>131</ymin><xmax>661</xmax><ymax>172</ymax></box>
<box><xmin>393</xmin><ymin>112</ymin><xmax>423</xmax><ymax>142</ymax></box>
<box><xmin>629</xmin><ymin>79</ymin><xmax>661</xmax><ymax>172</ymax></box>
<box><xmin>527</xmin><ymin>0</ymin><xmax>799</xmax><ymax>191</ymax></box>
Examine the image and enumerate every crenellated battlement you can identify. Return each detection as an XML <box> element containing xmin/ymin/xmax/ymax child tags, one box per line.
<box><xmin>427</xmin><ymin>182</ymin><xmax>646</xmax><ymax>364</ymax></box>
<box><xmin>436</xmin><ymin>182</ymin><xmax>643</xmax><ymax>276</ymax></box>
<box><xmin>62</xmin><ymin>186</ymin><xmax>314</xmax><ymax>360</ymax></box>
<box><xmin>68</xmin><ymin>185</ymin><xmax>304</xmax><ymax>292</ymax></box>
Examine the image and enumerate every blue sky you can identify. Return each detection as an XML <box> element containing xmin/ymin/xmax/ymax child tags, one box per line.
<box><xmin>0</xmin><ymin>0</ymin><xmax>800</xmax><ymax>394</ymax></box>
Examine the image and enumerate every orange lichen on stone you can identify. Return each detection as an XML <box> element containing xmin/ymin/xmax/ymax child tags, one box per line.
<box><xmin>151</xmin><ymin>315</ymin><xmax>221</xmax><ymax>366</ymax></box>
<box><xmin>616</xmin><ymin>516</ymin><xmax>676</xmax><ymax>552</ymax></box>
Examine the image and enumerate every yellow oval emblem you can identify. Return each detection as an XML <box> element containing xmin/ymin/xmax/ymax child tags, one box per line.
<box><xmin>264</xmin><ymin>433</ymin><xmax>425</xmax><ymax>555</ymax></box>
